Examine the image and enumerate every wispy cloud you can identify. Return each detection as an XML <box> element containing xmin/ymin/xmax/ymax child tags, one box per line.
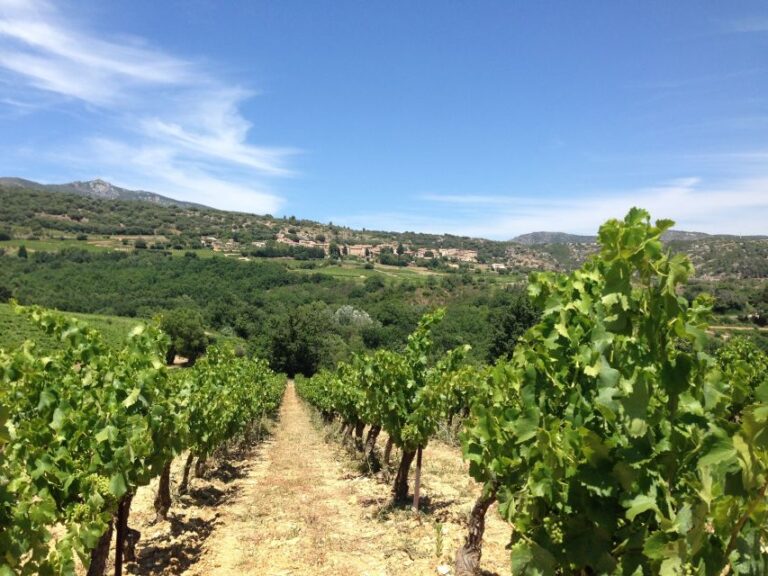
<box><xmin>0</xmin><ymin>1</ymin><xmax>195</xmax><ymax>106</ymax></box>
<box><xmin>0</xmin><ymin>0</ymin><xmax>294</xmax><ymax>213</ymax></box>
<box><xmin>335</xmin><ymin>176</ymin><xmax>768</xmax><ymax>239</ymax></box>
<box><xmin>78</xmin><ymin>139</ymin><xmax>284</xmax><ymax>214</ymax></box>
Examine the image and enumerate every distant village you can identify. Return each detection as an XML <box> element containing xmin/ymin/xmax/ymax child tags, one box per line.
<box><xmin>196</xmin><ymin>224</ymin><xmax>604</xmax><ymax>273</ymax></box>
<box><xmin>200</xmin><ymin>229</ymin><xmax>482</xmax><ymax>264</ymax></box>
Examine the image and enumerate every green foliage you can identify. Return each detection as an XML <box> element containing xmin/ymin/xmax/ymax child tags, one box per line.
<box><xmin>247</xmin><ymin>241</ymin><xmax>325</xmax><ymax>259</ymax></box>
<box><xmin>296</xmin><ymin>310</ymin><xmax>470</xmax><ymax>451</ymax></box>
<box><xmin>359</xmin><ymin>310</ymin><xmax>469</xmax><ymax>451</ymax></box>
<box><xmin>716</xmin><ymin>336</ymin><xmax>768</xmax><ymax>415</ymax></box>
<box><xmin>181</xmin><ymin>346</ymin><xmax>284</xmax><ymax>459</ymax></box>
<box><xmin>0</xmin><ymin>302</ymin><xmax>163</xmax><ymax>354</ymax></box>
<box><xmin>379</xmin><ymin>251</ymin><xmax>410</xmax><ymax>266</ymax></box>
<box><xmin>486</xmin><ymin>288</ymin><xmax>540</xmax><ymax>362</ymax></box>
<box><xmin>460</xmin><ymin>208</ymin><xmax>768</xmax><ymax>574</ymax></box>
<box><xmin>297</xmin><ymin>310</ymin><xmax>472</xmax><ymax>503</ymax></box>
<box><xmin>160</xmin><ymin>308</ymin><xmax>209</xmax><ymax>364</ymax></box>
<box><xmin>0</xmin><ymin>307</ymin><xmax>184</xmax><ymax>573</ymax></box>
<box><xmin>0</xmin><ymin>248</ymin><xmax>430</xmax><ymax>364</ymax></box>
<box><xmin>0</xmin><ymin>305</ymin><xmax>284</xmax><ymax>574</ymax></box>
<box><xmin>266</xmin><ymin>303</ymin><xmax>343</xmax><ymax>377</ymax></box>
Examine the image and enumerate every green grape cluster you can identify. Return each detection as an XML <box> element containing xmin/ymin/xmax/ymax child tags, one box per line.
<box><xmin>87</xmin><ymin>473</ymin><xmax>113</xmax><ymax>503</ymax></box>
<box><xmin>70</xmin><ymin>502</ymin><xmax>91</xmax><ymax>522</ymax></box>
<box><xmin>542</xmin><ymin>516</ymin><xmax>564</xmax><ymax>545</ymax></box>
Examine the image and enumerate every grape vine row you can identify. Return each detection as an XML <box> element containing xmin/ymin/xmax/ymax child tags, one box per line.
<box><xmin>0</xmin><ymin>307</ymin><xmax>284</xmax><ymax>575</ymax></box>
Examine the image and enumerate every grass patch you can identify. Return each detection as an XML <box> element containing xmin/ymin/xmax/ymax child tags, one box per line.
<box><xmin>0</xmin><ymin>302</ymin><xmax>143</xmax><ymax>351</ymax></box>
<box><xmin>0</xmin><ymin>303</ymin><xmax>245</xmax><ymax>353</ymax></box>
<box><xmin>0</xmin><ymin>238</ymin><xmax>111</xmax><ymax>254</ymax></box>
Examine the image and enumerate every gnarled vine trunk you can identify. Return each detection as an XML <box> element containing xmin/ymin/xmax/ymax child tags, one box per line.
<box><xmin>154</xmin><ymin>461</ymin><xmax>172</xmax><ymax>519</ymax></box>
<box><xmin>363</xmin><ymin>424</ymin><xmax>382</xmax><ymax>472</ymax></box>
<box><xmin>179</xmin><ymin>451</ymin><xmax>195</xmax><ymax>494</ymax></box>
<box><xmin>194</xmin><ymin>454</ymin><xmax>207</xmax><ymax>478</ymax></box>
<box><xmin>393</xmin><ymin>448</ymin><xmax>416</xmax><ymax>502</ymax></box>
<box><xmin>354</xmin><ymin>420</ymin><xmax>366</xmax><ymax>450</ymax></box>
<box><xmin>364</xmin><ymin>424</ymin><xmax>381</xmax><ymax>452</ymax></box>
<box><xmin>114</xmin><ymin>493</ymin><xmax>135</xmax><ymax>576</ymax></box>
<box><xmin>86</xmin><ymin>518</ymin><xmax>114</xmax><ymax>576</ymax></box>
<box><xmin>412</xmin><ymin>446</ymin><xmax>423</xmax><ymax>511</ymax></box>
<box><xmin>383</xmin><ymin>437</ymin><xmax>394</xmax><ymax>467</ymax></box>
<box><xmin>454</xmin><ymin>486</ymin><xmax>497</xmax><ymax>576</ymax></box>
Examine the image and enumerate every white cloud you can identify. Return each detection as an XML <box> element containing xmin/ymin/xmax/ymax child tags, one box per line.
<box><xmin>0</xmin><ymin>0</ymin><xmax>293</xmax><ymax>213</ymax></box>
<box><xmin>61</xmin><ymin>138</ymin><xmax>283</xmax><ymax>214</ymax></box>
<box><xmin>0</xmin><ymin>1</ymin><xmax>195</xmax><ymax>105</ymax></box>
<box><xmin>335</xmin><ymin>176</ymin><xmax>768</xmax><ymax>239</ymax></box>
<box><xmin>140</xmin><ymin>88</ymin><xmax>297</xmax><ymax>177</ymax></box>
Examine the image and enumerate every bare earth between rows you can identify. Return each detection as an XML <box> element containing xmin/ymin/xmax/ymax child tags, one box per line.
<box><xmin>126</xmin><ymin>382</ymin><xmax>509</xmax><ymax>576</ymax></box>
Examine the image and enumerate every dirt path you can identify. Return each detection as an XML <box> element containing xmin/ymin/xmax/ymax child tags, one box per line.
<box><xmin>187</xmin><ymin>382</ymin><xmax>397</xmax><ymax>575</ymax></box>
<box><xmin>127</xmin><ymin>381</ymin><xmax>510</xmax><ymax>575</ymax></box>
<box><xmin>709</xmin><ymin>324</ymin><xmax>768</xmax><ymax>332</ymax></box>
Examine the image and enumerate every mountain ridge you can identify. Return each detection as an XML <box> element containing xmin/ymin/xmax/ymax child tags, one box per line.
<box><xmin>510</xmin><ymin>229</ymin><xmax>737</xmax><ymax>244</ymax></box>
<box><xmin>2</xmin><ymin>178</ymin><xmax>768</xmax><ymax>278</ymax></box>
<box><xmin>5</xmin><ymin>177</ymin><xmax>764</xmax><ymax>243</ymax></box>
<box><xmin>0</xmin><ymin>177</ymin><xmax>208</xmax><ymax>210</ymax></box>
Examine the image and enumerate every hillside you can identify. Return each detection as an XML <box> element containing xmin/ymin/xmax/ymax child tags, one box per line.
<box><xmin>0</xmin><ymin>180</ymin><xmax>506</xmax><ymax>261</ymax></box>
<box><xmin>511</xmin><ymin>231</ymin><xmax>597</xmax><ymax>244</ymax></box>
<box><xmin>0</xmin><ymin>177</ymin><xmax>206</xmax><ymax>209</ymax></box>
<box><xmin>1</xmin><ymin>179</ymin><xmax>767</xmax><ymax>278</ymax></box>
<box><xmin>0</xmin><ymin>302</ymin><xmax>141</xmax><ymax>351</ymax></box>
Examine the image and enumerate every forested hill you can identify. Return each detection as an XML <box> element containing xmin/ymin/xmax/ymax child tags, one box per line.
<box><xmin>0</xmin><ymin>177</ymin><xmax>206</xmax><ymax>209</ymax></box>
<box><xmin>511</xmin><ymin>231</ymin><xmax>598</xmax><ymax>244</ymax></box>
<box><xmin>1</xmin><ymin>180</ymin><xmax>767</xmax><ymax>278</ymax></box>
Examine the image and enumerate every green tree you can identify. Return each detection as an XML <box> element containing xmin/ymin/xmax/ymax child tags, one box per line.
<box><xmin>486</xmin><ymin>288</ymin><xmax>539</xmax><ymax>361</ymax></box>
<box><xmin>159</xmin><ymin>308</ymin><xmax>209</xmax><ymax>365</ymax></box>
<box><xmin>364</xmin><ymin>275</ymin><xmax>385</xmax><ymax>292</ymax></box>
<box><xmin>267</xmin><ymin>303</ymin><xmax>339</xmax><ymax>377</ymax></box>
<box><xmin>17</xmin><ymin>245</ymin><xmax>27</xmax><ymax>259</ymax></box>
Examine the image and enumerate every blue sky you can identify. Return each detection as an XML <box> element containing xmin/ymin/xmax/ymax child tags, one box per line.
<box><xmin>0</xmin><ymin>1</ymin><xmax>766</xmax><ymax>238</ymax></box>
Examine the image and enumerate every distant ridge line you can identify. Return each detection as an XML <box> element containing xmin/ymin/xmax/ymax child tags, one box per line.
<box><xmin>510</xmin><ymin>229</ymin><xmax>767</xmax><ymax>244</ymax></box>
<box><xmin>2</xmin><ymin>176</ymin><xmax>765</xmax><ymax>242</ymax></box>
<box><xmin>0</xmin><ymin>177</ymin><xmax>209</xmax><ymax>210</ymax></box>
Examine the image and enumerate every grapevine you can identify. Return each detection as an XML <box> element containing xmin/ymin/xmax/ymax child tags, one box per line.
<box><xmin>456</xmin><ymin>208</ymin><xmax>768</xmax><ymax>574</ymax></box>
<box><xmin>0</xmin><ymin>305</ymin><xmax>284</xmax><ymax>575</ymax></box>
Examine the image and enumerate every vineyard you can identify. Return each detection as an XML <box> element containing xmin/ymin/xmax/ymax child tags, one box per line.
<box><xmin>2</xmin><ymin>209</ymin><xmax>768</xmax><ymax>575</ymax></box>
<box><xmin>296</xmin><ymin>210</ymin><xmax>768</xmax><ymax>575</ymax></box>
<box><xmin>0</xmin><ymin>308</ymin><xmax>284</xmax><ymax>575</ymax></box>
